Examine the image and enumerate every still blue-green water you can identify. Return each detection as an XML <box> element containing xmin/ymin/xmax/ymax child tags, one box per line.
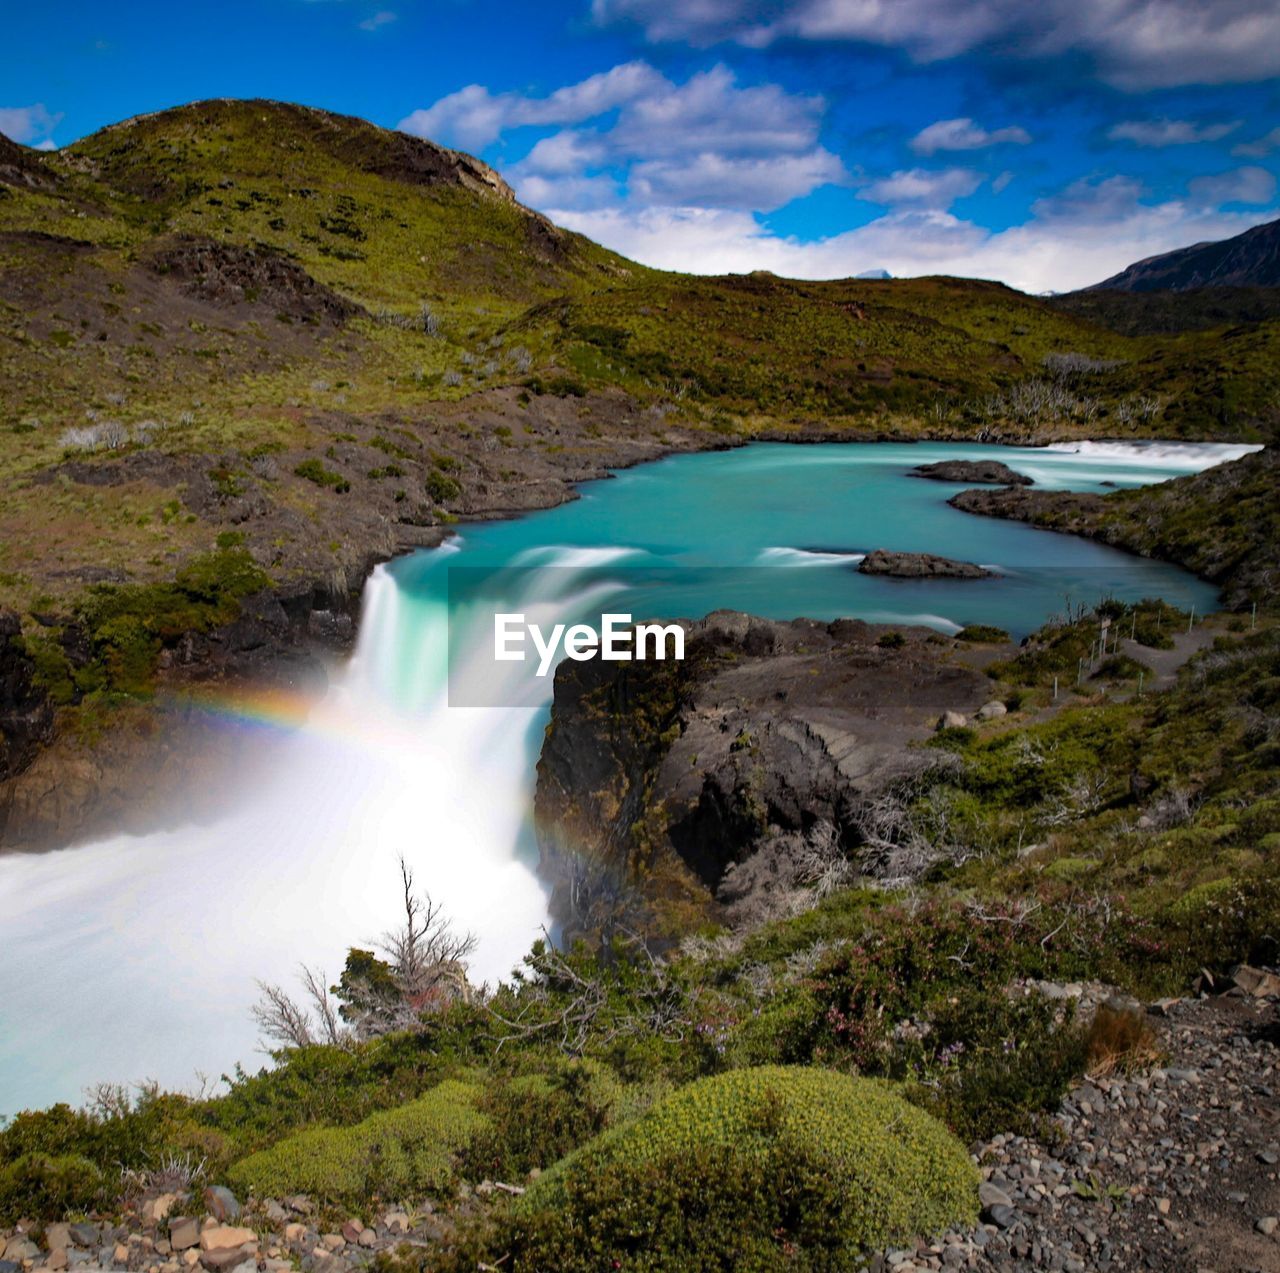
<box><xmin>0</xmin><ymin>439</ymin><xmax>1254</xmax><ymax>1113</ymax></box>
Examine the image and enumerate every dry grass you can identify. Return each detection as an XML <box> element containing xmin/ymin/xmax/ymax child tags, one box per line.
<box><xmin>1084</xmin><ymin>1004</ymin><xmax>1164</xmax><ymax>1078</ymax></box>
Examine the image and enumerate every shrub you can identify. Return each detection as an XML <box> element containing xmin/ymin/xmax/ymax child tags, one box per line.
<box><xmin>225</xmin><ymin>1079</ymin><xmax>485</xmax><ymax>1203</ymax></box>
<box><xmin>294</xmin><ymin>459</ymin><xmax>350</xmax><ymax>493</ymax></box>
<box><xmin>500</xmin><ymin>1066</ymin><xmax>977</xmax><ymax>1270</ymax></box>
<box><xmin>956</xmin><ymin>625</ymin><xmax>1009</xmax><ymax>644</ymax></box>
<box><xmin>0</xmin><ymin>1153</ymin><xmax>105</xmax><ymax>1222</ymax></box>
<box><xmin>425</xmin><ymin>469</ymin><xmax>461</xmax><ymax>503</ymax></box>
<box><xmin>458</xmin><ymin>1060</ymin><xmax>620</xmax><ymax>1182</ymax></box>
<box><xmin>908</xmin><ymin>994</ymin><xmax>1087</xmax><ymax>1143</ymax></box>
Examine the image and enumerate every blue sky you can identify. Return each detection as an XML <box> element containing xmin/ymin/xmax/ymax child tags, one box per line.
<box><xmin>3</xmin><ymin>0</ymin><xmax>1279</xmax><ymax>291</ymax></box>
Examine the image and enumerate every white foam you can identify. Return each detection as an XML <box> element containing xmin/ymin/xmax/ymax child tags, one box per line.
<box><xmin>758</xmin><ymin>546</ymin><xmax>865</xmax><ymax>566</ymax></box>
<box><xmin>1036</xmin><ymin>441</ymin><xmax>1262</xmax><ymax>468</ymax></box>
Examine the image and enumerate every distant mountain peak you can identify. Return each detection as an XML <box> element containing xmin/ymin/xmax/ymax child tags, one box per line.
<box><xmin>856</xmin><ymin>268</ymin><xmax>892</xmax><ymax>280</ymax></box>
<box><xmin>1087</xmin><ymin>217</ymin><xmax>1280</xmax><ymax>292</ymax></box>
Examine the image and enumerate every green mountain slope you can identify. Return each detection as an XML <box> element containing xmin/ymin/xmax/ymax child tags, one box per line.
<box><xmin>0</xmin><ymin>98</ymin><xmax>1275</xmax><ymax>683</ymax></box>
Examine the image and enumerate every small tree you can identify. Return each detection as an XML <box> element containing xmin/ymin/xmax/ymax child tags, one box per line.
<box><xmin>252</xmin><ymin>857</ymin><xmax>477</xmax><ymax>1050</ymax></box>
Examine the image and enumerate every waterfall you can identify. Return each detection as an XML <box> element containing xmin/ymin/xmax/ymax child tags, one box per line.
<box><xmin>0</xmin><ymin>551</ymin><xmax>562</xmax><ymax>1113</ymax></box>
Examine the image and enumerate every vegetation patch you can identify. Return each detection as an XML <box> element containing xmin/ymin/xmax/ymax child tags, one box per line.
<box><xmin>226</xmin><ymin>1079</ymin><xmax>485</xmax><ymax>1204</ymax></box>
<box><xmin>493</xmin><ymin>1066</ymin><xmax>977</xmax><ymax>1270</ymax></box>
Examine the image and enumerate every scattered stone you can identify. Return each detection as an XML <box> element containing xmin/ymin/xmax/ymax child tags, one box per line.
<box><xmin>1257</xmin><ymin>1216</ymin><xmax>1278</xmax><ymax>1236</ymax></box>
<box><xmin>168</xmin><ymin>1220</ymin><xmax>200</xmax><ymax>1252</ymax></box>
<box><xmin>382</xmin><ymin>1214</ymin><xmax>409</xmax><ymax>1236</ymax></box>
<box><xmin>1233</xmin><ymin>966</ymin><xmax>1280</xmax><ymax>998</ymax></box>
<box><xmin>976</xmin><ymin>700</ymin><xmax>1007</xmax><ymax>721</ymax></box>
<box><xmin>44</xmin><ymin>1226</ymin><xmax>72</xmax><ymax>1253</ymax></box>
<box><xmin>202</xmin><ymin>1188</ymin><xmax>241</xmax><ymax>1224</ymax></box>
<box><xmin>143</xmin><ymin>1195</ymin><xmax>178</xmax><ymax>1225</ymax></box>
<box><xmin>937</xmin><ymin>710</ymin><xmax>967</xmax><ymax>730</ymax></box>
<box><xmin>197</xmin><ymin>1228</ymin><xmax>255</xmax><ymax>1255</ymax></box>
<box><xmin>282</xmin><ymin>1226</ymin><xmax>307</xmax><ymax>1246</ymax></box>
<box><xmin>4</xmin><ymin>1239</ymin><xmax>39</xmax><ymax>1263</ymax></box>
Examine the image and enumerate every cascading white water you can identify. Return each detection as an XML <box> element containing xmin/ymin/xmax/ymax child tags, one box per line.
<box><xmin>0</xmin><ymin>548</ymin><xmax>611</xmax><ymax>1114</ymax></box>
<box><xmin>0</xmin><ymin>439</ymin><xmax>1254</xmax><ymax>1114</ymax></box>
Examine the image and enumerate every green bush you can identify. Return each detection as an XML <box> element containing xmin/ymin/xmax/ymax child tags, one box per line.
<box><xmin>459</xmin><ymin>1060</ymin><xmax>620</xmax><ymax>1181</ymax></box>
<box><xmin>956</xmin><ymin>624</ymin><xmax>1009</xmax><ymax>643</ymax></box>
<box><xmin>0</xmin><ymin>1153</ymin><xmax>105</xmax><ymax>1222</ymax></box>
<box><xmin>425</xmin><ymin>469</ymin><xmax>462</xmax><ymax>503</ymax></box>
<box><xmin>226</xmin><ymin>1079</ymin><xmax>485</xmax><ymax>1203</ymax></box>
<box><xmin>499</xmin><ymin>1066</ymin><xmax>977</xmax><ymax>1270</ymax></box>
<box><xmin>294</xmin><ymin>458</ymin><xmax>350</xmax><ymax>492</ymax></box>
<box><xmin>908</xmin><ymin>995</ymin><xmax>1086</xmax><ymax>1142</ymax></box>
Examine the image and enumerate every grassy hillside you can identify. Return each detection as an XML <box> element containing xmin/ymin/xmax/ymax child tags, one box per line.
<box><xmin>0</xmin><ymin>97</ymin><xmax>1276</xmax><ymax>750</ymax></box>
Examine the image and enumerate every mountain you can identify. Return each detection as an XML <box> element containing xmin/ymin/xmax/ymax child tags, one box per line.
<box><xmin>1088</xmin><ymin>216</ymin><xmax>1280</xmax><ymax>291</ymax></box>
<box><xmin>0</xmin><ymin>99</ymin><xmax>1277</xmax><ymax>829</ymax></box>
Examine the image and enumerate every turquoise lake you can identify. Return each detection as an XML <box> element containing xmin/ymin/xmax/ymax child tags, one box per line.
<box><xmin>0</xmin><ymin>439</ymin><xmax>1254</xmax><ymax>1114</ymax></box>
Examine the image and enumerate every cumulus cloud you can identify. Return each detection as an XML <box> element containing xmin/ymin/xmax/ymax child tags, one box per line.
<box><xmin>858</xmin><ymin>167</ymin><xmax>983</xmax><ymax>207</ymax></box>
<box><xmin>593</xmin><ymin>0</ymin><xmax>1280</xmax><ymax>89</ymax></box>
<box><xmin>1233</xmin><ymin>126</ymin><xmax>1280</xmax><ymax>158</ymax></box>
<box><xmin>911</xmin><ymin>117</ymin><xmax>1030</xmax><ymax>155</ymax></box>
<box><xmin>0</xmin><ymin>103</ymin><xmax>62</xmax><ymax>147</ymax></box>
<box><xmin>398</xmin><ymin>61</ymin><xmax>665</xmax><ymax>151</ymax></box>
<box><xmin>358</xmin><ymin>10</ymin><xmax>396</xmax><ymax>31</ymax></box>
<box><xmin>400</xmin><ymin>62</ymin><xmax>847</xmax><ymax>211</ymax></box>
<box><xmin>1108</xmin><ymin>118</ymin><xmax>1241</xmax><ymax>146</ymax></box>
<box><xmin>549</xmin><ymin>178</ymin><xmax>1276</xmax><ymax>294</ymax></box>
<box><xmin>1188</xmin><ymin>165</ymin><xmax>1276</xmax><ymax>206</ymax></box>
<box><xmin>631</xmin><ymin>148</ymin><xmax>848</xmax><ymax>210</ymax></box>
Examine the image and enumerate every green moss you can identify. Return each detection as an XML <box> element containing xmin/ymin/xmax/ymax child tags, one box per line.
<box><xmin>503</xmin><ymin>1066</ymin><xmax>977</xmax><ymax>1270</ymax></box>
<box><xmin>225</xmin><ymin>1079</ymin><xmax>485</xmax><ymax>1203</ymax></box>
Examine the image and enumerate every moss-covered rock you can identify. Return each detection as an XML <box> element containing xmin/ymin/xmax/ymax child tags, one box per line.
<box><xmin>503</xmin><ymin>1065</ymin><xmax>977</xmax><ymax>1270</ymax></box>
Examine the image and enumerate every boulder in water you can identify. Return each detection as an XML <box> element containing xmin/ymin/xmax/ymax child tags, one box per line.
<box><xmin>858</xmin><ymin>549</ymin><xmax>991</xmax><ymax>579</ymax></box>
<box><xmin>911</xmin><ymin>460</ymin><xmax>1033</xmax><ymax>485</ymax></box>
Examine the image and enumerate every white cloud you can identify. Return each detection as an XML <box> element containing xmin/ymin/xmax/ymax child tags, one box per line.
<box><xmin>1108</xmin><ymin>118</ymin><xmax>1240</xmax><ymax>146</ymax></box>
<box><xmin>858</xmin><ymin>167</ymin><xmax>983</xmax><ymax>207</ymax></box>
<box><xmin>911</xmin><ymin>117</ymin><xmax>1031</xmax><ymax>155</ymax></box>
<box><xmin>1188</xmin><ymin>165</ymin><xmax>1276</xmax><ymax>206</ymax></box>
<box><xmin>401</xmin><ymin>62</ymin><xmax>847</xmax><ymax>212</ymax></box>
<box><xmin>1233</xmin><ymin>126</ymin><xmax>1280</xmax><ymax>158</ymax></box>
<box><xmin>549</xmin><ymin>182</ymin><xmax>1277</xmax><ymax>294</ymax></box>
<box><xmin>398</xmin><ymin>61</ymin><xmax>665</xmax><ymax>151</ymax></box>
<box><xmin>593</xmin><ymin>0</ymin><xmax>1280</xmax><ymax>90</ymax></box>
<box><xmin>628</xmin><ymin>148</ymin><xmax>847</xmax><ymax>210</ymax></box>
<box><xmin>358</xmin><ymin>10</ymin><xmax>396</xmax><ymax>31</ymax></box>
<box><xmin>0</xmin><ymin>103</ymin><xmax>62</xmax><ymax>147</ymax></box>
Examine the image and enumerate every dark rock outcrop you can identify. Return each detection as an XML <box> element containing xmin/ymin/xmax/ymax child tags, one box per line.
<box><xmin>0</xmin><ymin>609</ymin><xmax>55</xmax><ymax>784</ymax></box>
<box><xmin>149</xmin><ymin>237</ymin><xmax>360</xmax><ymax>324</ymax></box>
<box><xmin>910</xmin><ymin>460</ymin><xmax>1033</xmax><ymax>485</ymax></box>
<box><xmin>858</xmin><ymin>549</ymin><xmax>992</xmax><ymax>579</ymax></box>
<box><xmin>534</xmin><ymin>612</ymin><xmax>999</xmax><ymax>939</ymax></box>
